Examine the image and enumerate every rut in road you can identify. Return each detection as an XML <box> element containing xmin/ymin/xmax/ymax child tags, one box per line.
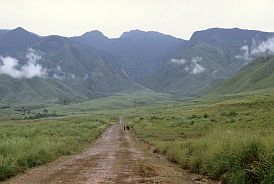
<box><xmin>4</xmin><ymin>117</ymin><xmax>217</xmax><ymax>184</ymax></box>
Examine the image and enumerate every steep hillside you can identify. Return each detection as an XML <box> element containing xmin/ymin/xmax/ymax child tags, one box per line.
<box><xmin>144</xmin><ymin>43</ymin><xmax>229</xmax><ymax>96</ymax></box>
<box><xmin>1</xmin><ymin>27</ymin><xmax>274</xmax><ymax>102</ymax></box>
<box><xmin>0</xmin><ymin>29</ymin><xmax>9</xmax><ymax>36</ymax></box>
<box><xmin>190</xmin><ymin>28</ymin><xmax>271</xmax><ymax>47</ymax></box>
<box><xmin>0</xmin><ymin>75</ymin><xmax>86</xmax><ymax>105</ymax></box>
<box><xmin>32</xmin><ymin>35</ymin><xmax>140</xmax><ymax>97</ymax></box>
<box><xmin>73</xmin><ymin>30</ymin><xmax>185</xmax><ymax>81</ymax></box>
<box><xmin>0</xmin><ymin>28</ymin><xmax>141</xmax><ymax>104</ymax></box>
<box><xmin>210</xmin><ymin>55</ymin><xmax>274</xmax><ymax>95</ymax></box>
<box><xmin>0</xmin><ymin>27</ymin><xmax>41</xmax><ymax>54</ymax></box>
<box><xmin>144</xmin><ymin>28</ymin><xmax>274</xmax><ymax>96</ymax></box>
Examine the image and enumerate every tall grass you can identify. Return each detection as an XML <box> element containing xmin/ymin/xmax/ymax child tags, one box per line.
<box><xmin>129</xmin><ymin>91</ymin><xmax>274</xmax><ymax>183</ymax></box>
<box><xmin>153</xmin><ymin>130</ymin><xmax>274</xmax><ymax>183</ymax></box>
<box><xmin>0</xmin><ymin>115</ymin><xmax>110</xmax><ymax>181</ymax></box>
<box><xmin>0</xmin><ymin>89</ymin><xmax>172</xmax><ymax>181</ymax></box>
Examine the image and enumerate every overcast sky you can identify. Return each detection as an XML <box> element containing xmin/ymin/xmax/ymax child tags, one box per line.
<box><xmin>0</xmin><ymin>0</ymin><xmax>273</xmax><ymax>39</ymax></box>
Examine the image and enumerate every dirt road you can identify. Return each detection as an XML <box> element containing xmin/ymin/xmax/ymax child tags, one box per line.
<box><xmin>4</xmin><ymin>117</ymin><xmax>216</xmax><ymax>184</ymax></box>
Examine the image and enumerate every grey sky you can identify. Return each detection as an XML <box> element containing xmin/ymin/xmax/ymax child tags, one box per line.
<box><xmin>0</xmin><ymin>0</ymin><xmax>273</xmax><ymax>39</ymax></box>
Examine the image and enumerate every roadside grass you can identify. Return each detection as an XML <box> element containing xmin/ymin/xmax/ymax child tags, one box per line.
<box><xmin>0</xmin><ymin>115</ymin><xmax>111</xmax><ymax>181</ymax></box>
<box><xmin>2</xmin><ymin>88</ymin><xmax>274</xmax><ymax>183</ymax></box>
<box><xmin>137</xmin><ymin>159</ymin><xmax>157</xmax><ymax>178</ymax></box>
<box><xmin>128</xmin><ymin>91</ymin><xmax>274</xmax><ymax>184</ymax></box>
<box><xmin>0</xmin><ymin>89</ymin><xmax>172</xmax><ymax>181</ymax></box>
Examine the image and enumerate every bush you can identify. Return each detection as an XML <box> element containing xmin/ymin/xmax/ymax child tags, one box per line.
<box><xmin>204</xmin><ymin>114</ymin><xmax>209</xmax><ymax>118</ymax></box>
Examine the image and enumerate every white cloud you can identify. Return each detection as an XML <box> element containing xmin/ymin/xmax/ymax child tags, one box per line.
<box><xmin>71</xmin><ymin>74</ymin><xmax>76</xmax><ymax>79</ymax></box>
<box><xmin>0</xmin><ymin>57</ymin><xmax>23</xmax><ymax>78</ymax></box>
<box><xmin>241</xmin><ymin>45</ymin><xmax>249</xmax><ymax>59</ymax></box>
<box><xmin>51</xmin><ymin>65</ymin><xmax>68</xmax><ymax>80</ymax></box>
<box><xmin>191</xmin><ymin>57</ymin><xmax>202</xmax><ymax>63</ymax></box>
<box><xmin>235</xmin><ymin>45</ymin><xmax>251</xmax><ymax>61</ymax></box>
<box><xmin>191</xmin><ymin>57</ymin><xmax>205</xmax><ymax>74</ymax></box>
<box><xmin>191</xmin><ymin>62</ymin><xmax>205</xmax><ymax>74</ymax></box>
<box><xmin>184</xmin><ymin>65</ymin><xmax>189</xmax><ymax>72</ymax></box>
<box><xmin>251</xmin><ymin>37</ymin><xmax>274</xmax><ymax>55</ymax></box>
<box><xmin>169</xmin><ymin>58</ymin><xmax>187</xmax><ymax>65</ymax></box>
<box><xmin>56</xmin><ymin>65</ymin><xmax>62</xmax><ymax>72</ymax></box>
<box><xmin>53</xmin><ymin>74</ymin><xmax>63</xmax><ymax>80</ymax></box>
<box><xmin>236</xmin><ymin>37</ymin><xmax>274</xmax><ymax>62</ymax></box>
<box><xmin>0</xmin><ymin>49</ymin><xmax>46</xmax><ymax>78</ymax></box>
<box><xmin>168</xmin><ymin>57</ymin><xmax>205</xmax><ymax>74</ymax></box>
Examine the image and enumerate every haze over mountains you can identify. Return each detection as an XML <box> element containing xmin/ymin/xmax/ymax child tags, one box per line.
<box><xmin>0</xmin><ymin>27</ymin><xmax>274</xmax><ymax>104</ymax></box>
<box><xmin>73</xmin><ymin>30</ymin><xmax>185</xmax><ymax>81</ymax></box>
<box><xmin>211</xmin><ymin>55</ymin><xmax>274</xmax><ymax>95</ymax></box>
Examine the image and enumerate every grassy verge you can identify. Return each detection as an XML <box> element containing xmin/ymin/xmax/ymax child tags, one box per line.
<box><xmin>0</xmin><ymin>114</ymin><xmax>111</xmax><ymax>181</ymax></box>
<box><xmin>0</xmin><ymin>89</ymin><xmax>172</xmax><ymax>181</ymax></box>
<box><xmin>127</xmin><ymin>91</ymin><xmax>274</xmax><ymax>184</ymax></box>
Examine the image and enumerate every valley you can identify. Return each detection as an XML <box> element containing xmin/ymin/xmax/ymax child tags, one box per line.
<box><xmin>1</xmin><ymin>27</ymin><xmax>273</xmax><ymax>104</ymax></box>
<box><xmin>1</xmin><ymin>26</ymin><xmax>274</xmax><ymax>184</ymax></box>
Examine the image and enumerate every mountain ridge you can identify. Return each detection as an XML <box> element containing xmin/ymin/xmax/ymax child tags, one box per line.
<box><xmin>0</xmin><ymin>27</ymin><xmax>41</xmax><ymax>54</ymax></box>
<box><xmin>1</xmin><ymin>27</ymin><xmax>274</xmax><ymax>104</ymax></box>
<box><xmin>73</xmin><ymin>29</ymin><xmax>186</xmax><ymax>81</ymax></box>
<box><xmin>209</xmin><ymin>55</ymin><xmax>274</xmax><ymax>95</ymax></box>
<box><xmin>144</xmin><ymin>28</ymin><xmax>274</xmax><ymax>96</ymax></box>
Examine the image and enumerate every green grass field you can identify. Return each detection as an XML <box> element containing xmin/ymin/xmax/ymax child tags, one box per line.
<box><xmin>0</xmin><ymin>114</ymin><xmax>114</xmax><ymax>181</ymax></box>
<box><xmin>0</xmin><ymin>89</ymin><xmax>171</xmax><ymax>181</ymax></box>
<box><xmin>126</xmin><ymin>89</ymin><xmax>274</xmax><ymax>184</ymax></box>
<box><xmin>0</xmin><ymin>89</ymin><xmax>172</xmax><ymax>119</ymax></box>
<box><xmin>1</xmin><ymin>88</ymin><xmax>274</xmax><ymax>183</ymax></box>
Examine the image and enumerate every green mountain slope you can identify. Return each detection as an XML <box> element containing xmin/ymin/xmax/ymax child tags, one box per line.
<box><xmin>32</xmin><ymin>35</ymin><xmax>140</xmax><ymax>98</ymax></box>
<box><xmin>0</xmin><ymin>28</ymin><xmax>141</xmax><ymax>104</ymax></box>
<box><xmin>144</xmin><ymin>28</ymin><xmax>274</xmax><ymax>96</ymax></box>
<box><xmin>0</xmin><ymin>75</ymin><xmax>86</xmax><ymax>105</ymax></box>
<box><xmin>144</xmin><ymin>42</ymin><xmax>229</xmax><ymax>96</ymax></box>
<box><xmin>1</xmin><ymin>27</ymin><xmax>274</xmax><ymax>103</ymax></box>
<box><xmin>210</xmin><ymin>56</ymin><xmax>274</xmax><ymax>95</ymax></box>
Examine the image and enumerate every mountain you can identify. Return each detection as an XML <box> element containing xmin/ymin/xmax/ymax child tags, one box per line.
<box><xmin>73</xmin><ymin>30</ymin><xmax>186</xmax><ymax>81</ymax></box>
<box><xmin>0</xmin><ymin>27</ymin><xmax>41</xmax><ymax>54</ymax></box>
<box><xmin>1</xmin><ymin>27</ymin><xmax>274</xmax><ymax>104</ymax></box>
<box><xmin>0</xmin><ymin>75</ymin><xmax>86</xmax><ymax>105</ymax></box>
<box><xmin>31</xmin><ymin>35</ymin><xmax>140</xmax><ymax>98</ymax></box>
<box><xmin>74</xmin><ymin>30</ymin><xmax>109</xmax><ymax>48</ymax></box>
<box><xmin>144</xmin><ymin>28</ymin><xmax>274</xmax><ymax>96</ymax></box>
<box><xmin>0</xmin><ymin>28</ymin><xmax>140</xmax><ymax>104</ymax></box>
<box><xmin>0</xmin><ymin>29</ymin><xmax>10</xmax><ymax>36</ymax></box>
<box><xmin>209</xmin><ymin>55</ymin><xmax>274</xmax><ymax>95</ymax></box>
<box><xmin>190</xmin><ymin>28</ymin><xmax>271</xmax><ymax>47</ymax></box>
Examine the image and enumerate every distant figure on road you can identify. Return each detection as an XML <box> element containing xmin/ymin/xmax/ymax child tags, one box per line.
<box><xmin>120</xmin><ymin>116</ymin><xmax>129</xmax><ymax>131</ymax></box>
<box><xmin>123</xmin><ymin>125</ymin><xmax>129</xmax><ymax>131</ymax></box>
